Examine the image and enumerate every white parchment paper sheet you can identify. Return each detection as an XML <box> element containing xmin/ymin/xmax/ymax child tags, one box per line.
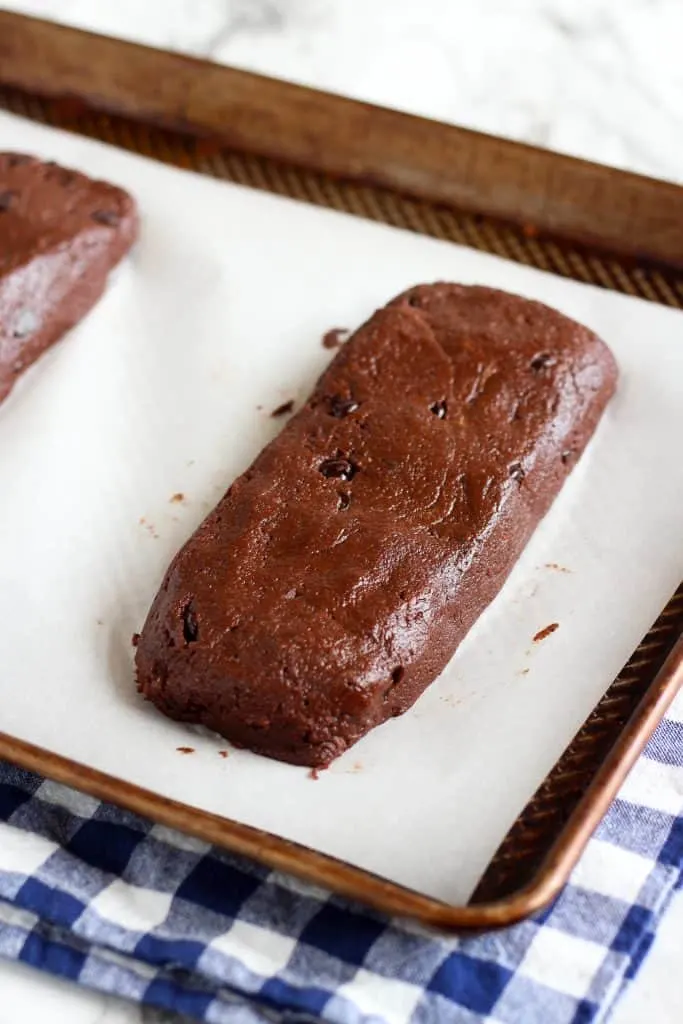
<box><xmin>1</xmin><ymin>111</ymin><xmax>682</xmax><ymax>903</ymax></box>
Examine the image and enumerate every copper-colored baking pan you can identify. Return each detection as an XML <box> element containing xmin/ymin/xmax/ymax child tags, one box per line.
<box><xmin>0</xmin><ymin>10</ymin><xmax>682</xmax><ymax>932</ymax></box>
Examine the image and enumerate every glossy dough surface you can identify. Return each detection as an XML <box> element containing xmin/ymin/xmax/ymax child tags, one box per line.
<box><xmin>136</xmin><ymin>284</ymin><xmax>618</xmax><ymax>767</ymax></box>
<box><xmin>0</xmin><ymin>153</ymin><xmax>137</xmax><ymax>403</ymax></box>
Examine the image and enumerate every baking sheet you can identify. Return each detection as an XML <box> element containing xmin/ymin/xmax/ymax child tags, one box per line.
<box><xmin>1</xmin><ymin>110</ymin><xmax>682</xmax><ymax>905</ymax></box>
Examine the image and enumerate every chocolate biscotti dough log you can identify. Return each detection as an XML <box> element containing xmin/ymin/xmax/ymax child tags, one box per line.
<box><xmin>0</xmin><ymin>153</ymin><xmax>137</xmax><ymax>403</ymax></box>
<box><xmin>136</xmin><ymin>284</ymin><xmax>617</xmax><ymax>767</ymax></box>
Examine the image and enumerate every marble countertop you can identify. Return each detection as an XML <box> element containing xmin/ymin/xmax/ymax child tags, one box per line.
<box><xmin>1</xmin><ymin>1</ymin><xmax>682</xmax><ymax>1022</ymax></box>
<box><xmin>4</xmin><ymin>0</ymin><xmax>683</xmax><ymax>186</ymax></box>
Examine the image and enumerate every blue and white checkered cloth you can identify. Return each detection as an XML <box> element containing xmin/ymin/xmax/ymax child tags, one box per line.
<box><xmin>1</xmin><ymin>690</ymin><xmax>683</xmax><ymax>1024</ymax></box>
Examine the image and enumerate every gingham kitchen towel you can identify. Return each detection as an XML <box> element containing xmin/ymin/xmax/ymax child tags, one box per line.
<box><xmin>1</xmin><ymin>692</ymin><xmax>683</xmax><ymax>1024</ymax></box>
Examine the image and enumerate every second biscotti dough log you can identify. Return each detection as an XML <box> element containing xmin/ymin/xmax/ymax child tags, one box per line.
<box><xmin>0</xmin><ymin>153</ymin><xmax>138</xmax><ymax>403</ymax></box>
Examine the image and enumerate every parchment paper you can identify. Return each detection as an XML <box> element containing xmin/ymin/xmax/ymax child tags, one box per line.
<box><xmin>1</xmin><ymin>110</ymin><xmax>682</xmax><ymax>902</ymax></box>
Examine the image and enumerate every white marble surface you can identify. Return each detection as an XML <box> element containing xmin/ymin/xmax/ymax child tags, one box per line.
<box><xmin>0</xmin><ymin>1</ymin><xmax>682</xmax><ymax>1022</ymax></box>
<box><xmin>3</xmin><ymin>0</ymin><xmax>683</xmax><ymax>185</ymax></box>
